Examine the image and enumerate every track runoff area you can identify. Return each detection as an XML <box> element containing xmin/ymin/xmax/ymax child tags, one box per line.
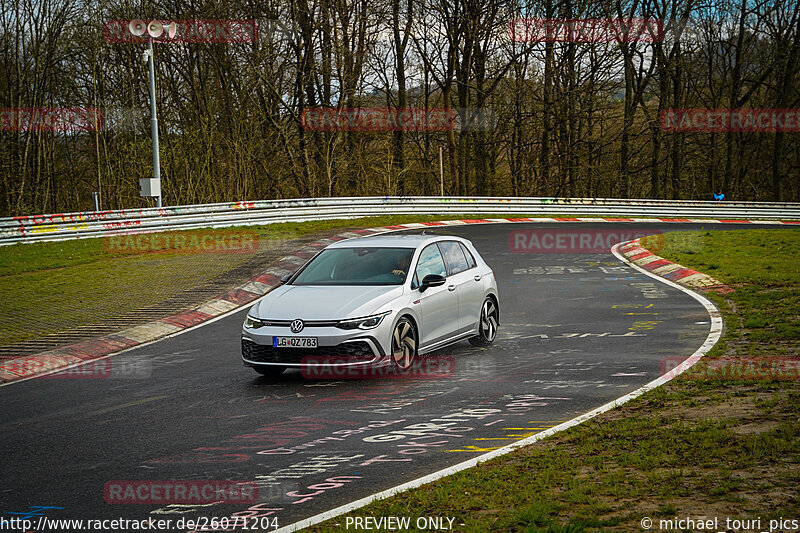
<box><xmin>1</xmin><ymin>220</ymin><xmax>792</xmax><ymax>532</ymax></box>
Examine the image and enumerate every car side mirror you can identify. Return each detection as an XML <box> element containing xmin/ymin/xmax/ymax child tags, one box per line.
<box><xmin>280</xmin><ymin>274</ymin><xmax>291</xmax><ymax>284</ymax></box>
<box><xmin>419</xmin><ymin>273</ymin><xmax>446</xmax><ymax>292</ymax></box>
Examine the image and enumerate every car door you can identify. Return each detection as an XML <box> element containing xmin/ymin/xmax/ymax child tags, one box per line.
<box><xmin>412</xmin><ymin>243</ymin><xmax>459</xmax><ymax>348</ymax></box>
<box><xmin>438</xmin><ymin>241</ymin><xmax>483</xmax><ymax>332</ymax></box>
<box><xmin>457</xmin><ymin>242</ymin><xmax>487</xmax><ymax>330</ymax></box>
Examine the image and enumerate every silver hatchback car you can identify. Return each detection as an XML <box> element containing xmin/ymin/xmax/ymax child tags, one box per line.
<box><xmin>241</xmin><ymin>234</ymin><xmax>499</xmax><ymax>376</ymax></box>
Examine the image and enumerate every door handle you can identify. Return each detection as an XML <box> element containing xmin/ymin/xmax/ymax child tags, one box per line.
<box><xmin>474</xmin><ymin>275</ymin><xmax>482</xmax><ymax>281</ymax></box>
<box><xmin>447</xmin><ymin>285</ymin><xmax>456</xmax><ymax>291</ymax></box>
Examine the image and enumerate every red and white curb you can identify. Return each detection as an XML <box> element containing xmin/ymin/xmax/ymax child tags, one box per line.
<box><xmin>0</xmin><ymin>215</ymin><xmax>780</xmax><ymax>384</ymax></box>
<box><xmin>618</xmin><ymin>238</ymin><xmax>733</xmax><ymax>294</ymax></box>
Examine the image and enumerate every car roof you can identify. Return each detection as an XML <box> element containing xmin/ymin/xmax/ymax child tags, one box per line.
<box><xmin>326</xmin><ymin>233</ymin><xmax>471</xmax><ymax>249</ymax></box>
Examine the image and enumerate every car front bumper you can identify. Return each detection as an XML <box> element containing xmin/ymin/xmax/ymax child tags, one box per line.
<box><xmin>241</xmin><ymin>322</ymin><xmax>392</xmax><ymax>368</ymax></box>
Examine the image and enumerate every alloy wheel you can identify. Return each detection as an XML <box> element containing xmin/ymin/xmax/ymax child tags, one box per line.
<box><xmin>391</xmin><ymin>318</ymin><xmax>417</xmax><ymax>371</ymax></box>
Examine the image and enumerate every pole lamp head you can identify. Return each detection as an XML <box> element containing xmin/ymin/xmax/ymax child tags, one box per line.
<box><xmin>129</xmin><ymin>19</ymin><xmax>177</xmax><ymax>40</ymax></box>
<box><xmin>129</xmin><ymin>19</ymin><xmax>147</xmax><ymax>36</ymax></box>
<box><xmin>147</xmin><ymin>20</ymin><xmax>164</xmax><ymax>38</ymax></box>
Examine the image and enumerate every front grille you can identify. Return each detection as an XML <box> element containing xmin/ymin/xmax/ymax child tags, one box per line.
<box><xmin>258</xmin><ymin>319</ymin><xmax>339</xmax><ymax>327</ymax></box>
<box><xmin>242</xmin><ymin>339</ymin><xmax>376</xmax><ymax>364</ymax></box>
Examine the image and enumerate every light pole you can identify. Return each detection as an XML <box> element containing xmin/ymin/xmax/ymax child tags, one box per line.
<box><xmin>129</xmin><ymin>20</ymin><xmax>175</xmax><ymax>208</ymax></box>
<box><xmin>439</xmin><ymin>146</ymin><xmax>444</xmax><ymax>196</ymax></box>
<box><xmin>146</xmin><ymin>38</ymin><xmax>161</xmax><ymax>208</ymax></box>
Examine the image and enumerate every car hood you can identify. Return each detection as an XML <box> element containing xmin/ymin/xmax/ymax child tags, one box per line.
<box><xmin>253</xmin><ymin>285</ymin><xmax>405</xmax><ymax>320</ymax></box>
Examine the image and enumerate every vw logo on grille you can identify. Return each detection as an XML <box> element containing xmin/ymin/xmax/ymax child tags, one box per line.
<box><xmin>290</xmin><ymin>319</ymin><xmax>304</xmax><ymax>333</ymax></box>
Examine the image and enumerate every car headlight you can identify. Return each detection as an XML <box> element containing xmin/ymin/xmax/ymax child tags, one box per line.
<box><xmin>336</xmin><ymin>311</ymin><xmax>392</xmax><ymax>330</ymax></box>
<box><xmin>244</xmin><ymin>315</ymin><xmax>263</xmax><ymax>329</ymax></box>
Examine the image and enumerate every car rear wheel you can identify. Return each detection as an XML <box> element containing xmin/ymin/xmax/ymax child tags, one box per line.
<box><xmin>469</xmin><ymin>297</ymin><xmax>499</xmax><ymax>346</ymax></box>
<box><xmin>253</xmin><ymin>366</ymin><xmax>286</xmax><ymax>377</ymax></box>
<box><xmin>391</xmin><ymin>317</ymin><xmax>417</xmax><ymax>371</ymax></box>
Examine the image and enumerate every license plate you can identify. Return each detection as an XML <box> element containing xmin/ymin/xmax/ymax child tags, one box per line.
<box><xmin>273</xmin><ymin>337</ymin><xmax>318</xmax><ymax>348</ymax></box>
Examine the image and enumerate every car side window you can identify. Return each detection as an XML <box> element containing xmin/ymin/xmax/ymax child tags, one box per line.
<box><xmin>414</xmin><ymin>244</ymin><xmax>447</xmax><ymax>281</ymax></box>
<box><xmin>438</xmin><ymin>241</ymin><xmax>469</xmax><ymax>275</ymax></box>
<box><xmin>460</xmin><ymin>243</ymin><xmax>477</xmax><ymax>269</ymax></box>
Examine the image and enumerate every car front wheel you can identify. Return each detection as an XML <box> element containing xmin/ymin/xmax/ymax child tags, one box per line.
<box><xmin>391</xmin><ymin>317</ymin><xmax>417</xmax><ymax>371</ymax></box>
<box><xmin>469</xmin><ymin>297</ymin><xmax>499</xmax><ymax>346</ymax></box>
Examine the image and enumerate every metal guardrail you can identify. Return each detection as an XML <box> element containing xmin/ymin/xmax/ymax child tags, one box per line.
<box><xmin>1</xmin><ymin>196</ymin><xmax>799</xmax><ymax>245</ymax></box>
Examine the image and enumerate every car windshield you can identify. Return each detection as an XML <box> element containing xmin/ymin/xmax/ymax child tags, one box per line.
<box><xmin>291</xmin><ymin>247</ymin><xmax>415</xmax><ymax>286</ymax></box>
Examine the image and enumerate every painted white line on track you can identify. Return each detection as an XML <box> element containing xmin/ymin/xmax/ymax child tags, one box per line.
<box><xmin>272</xmin><ymin>240</ymin><xmax>724</xmax><ymax>533</ymax></box>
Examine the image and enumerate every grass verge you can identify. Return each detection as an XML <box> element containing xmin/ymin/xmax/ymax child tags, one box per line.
<box><xmin>305</xmin><ymin>228</ymin><xmax>800</xmax><ymax>532</ymax></box>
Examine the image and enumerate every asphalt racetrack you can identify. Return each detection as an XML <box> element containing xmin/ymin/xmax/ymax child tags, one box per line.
<box><xmin>0</xmin><ymin>222</ymin><xmax>771</xmax><ymax>530</ymax></box>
